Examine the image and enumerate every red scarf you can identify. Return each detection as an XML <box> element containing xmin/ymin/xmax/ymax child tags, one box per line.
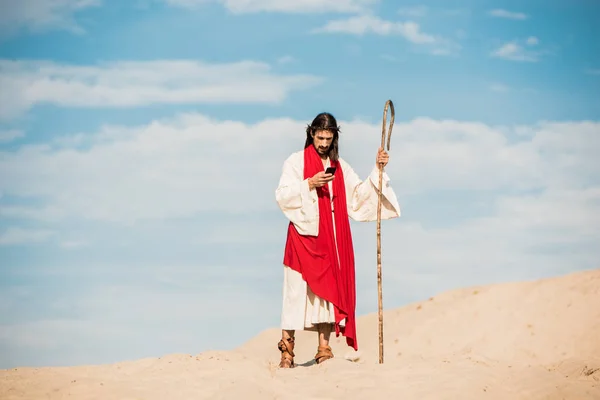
<box><xmin>283</xmin><ymin>145</ymin><xmax>357</xmax><ymax>350</ymax></box>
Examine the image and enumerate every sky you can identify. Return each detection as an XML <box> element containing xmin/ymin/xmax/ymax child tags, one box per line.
<box><xmin>0</xmin><ymin>0</ymin><xmax>599</xmax><ymax>369</ymax></box>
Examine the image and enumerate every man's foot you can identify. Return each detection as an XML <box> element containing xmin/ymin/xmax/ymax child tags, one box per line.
<box><xmin>314</xmin><ymin>345</ymin><xmax>334</xmax><ymax>364</ymax></box>
<box><xmin>277</xmin><ymin>336</ymin><xmax>295</xmax><ymax>368</ymax></box>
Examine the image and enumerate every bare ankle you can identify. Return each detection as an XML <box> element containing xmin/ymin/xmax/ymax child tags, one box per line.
<box><xmin>317</xmin><ymin>323</ymin><xmax>332</xmax><ymax>348</ymax></box>
<box><xmin>282</xmin><ymin>329</ymin><xmax>295</xmax><ymax>340</ymax></box>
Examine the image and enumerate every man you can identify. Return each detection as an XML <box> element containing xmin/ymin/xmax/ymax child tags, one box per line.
<box><xmin>275</xmin><ymin>112</ymin><xmax>401</xmax><ymax>368</ymax></box>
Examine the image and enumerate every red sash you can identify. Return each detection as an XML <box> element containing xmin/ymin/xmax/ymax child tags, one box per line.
<box><xmin>283</xmin><ymin>145</ymin><xmax>357</xmax><ymax>350</ymax></box>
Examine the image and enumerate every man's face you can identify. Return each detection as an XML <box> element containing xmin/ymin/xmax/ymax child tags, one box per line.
<box><xmin>312</xmin><ymin>129</ymin><xmax>334</xmax><ymax>155</ymax></box>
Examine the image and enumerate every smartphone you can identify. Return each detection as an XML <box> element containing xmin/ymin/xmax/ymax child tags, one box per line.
<box><xmin>325</xmin><ymin>166</ymin><xmax>336</xmax><ymax>175</ymax></box>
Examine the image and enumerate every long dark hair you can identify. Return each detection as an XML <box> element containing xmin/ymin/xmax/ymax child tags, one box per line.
<box><xmin>304</xmin><ymin>112</ymin><xmax>341</xmax><ymax>161</ymax></box>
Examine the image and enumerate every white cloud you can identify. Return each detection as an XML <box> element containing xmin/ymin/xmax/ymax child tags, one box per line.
<box><xmin>163</xmin><ymin>0</ymin><xmax>210</xmax><ymax>7</ymax></box>
<box><xmin>354</xmin><ymin>190</ymin><xmax>600</xmax><ymax>306</ymax></box>
<box><xmin>488</xmin><ymin>9</ymin><xmax>528</xmax><ymax>20</ymax></box>
<box><xmin>0</xmin><ymin>129</ymin><xmax>24</xmax><ymax>142</ymax></box>
<box><xmin>491</xmin><ymin>37</ymin><xmax>546</xmax><ymax>62</ymax></box>
<box><xmin>164</xmin><ymin>0</ymin><xmax>377</xmax><ymax>13</ymax></box>
<box><xmin>397</xmin><ymin>6</ymin><xmax>427</xmax><ymax>18</ymax></box>
<box><xmin>313</xmin><ymin>15</ymin><xmax>433</xmax><ymax>42</ymax></box>
<box><xmin>347</xmin><ymin>119</ymin><xmax>600</xmax><ymax>302</ymax></box>
<box><xmin>0</xmin><ymin>59</ymin><xmax>322</xmax><ymax>120</ymax></box>
<box><xmin>59</xmin><ymin>240</ymin><xmax>87</xmax><ymax>249</ymax></box>
<box><xmin>1</xmin><ymin>114</ymin><xmax>598</xmax><ymax>225</ymax></box>
<box><xmin>397</xmin><ymin>6</ymin><xmax>469</xmax><ymax>18</ymax></box>
<box><xmin>312</xmin><ymin>15</ymin><xmax>459</xmax><ymax>56</ymax></box>
<box><xmin>0</xmin><ymin>113</ymin><xmax>308</xmax><ymax>223</ymax></box>
<box><xmin>276</xmin><ymin>55</ymin><xmax>295</xmax><ymax>64</ymax></box>
<box><xmin>0</xmin><ymin>205</ymin><xmax>66</xmax><ymax>222</ymax></box>
<box><xmin>0</xmin><ymin>227</ymin><xmax>56</xmax><ymax>245</ymax></box>
<box><xmin>491</xmin><ymin>43</ymin><xmax>532</xmax><ymax>61</ymax></box>
<box><xmin>0</xmin><ymin>0</ymin><xmax>100</xmax><ymax>36</ymax></box>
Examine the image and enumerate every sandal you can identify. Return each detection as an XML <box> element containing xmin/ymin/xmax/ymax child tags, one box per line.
<box><xmin>314</xmin><ymin>345</ymin><xmax>334</xmax><ymax>364</ymax></box>
<box><xmin>277</xmin><ymin>336</ymin><xmax>295</xmax><ymax>368</ymax></box>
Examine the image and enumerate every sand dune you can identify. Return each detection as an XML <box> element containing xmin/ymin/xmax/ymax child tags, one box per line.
<box><xmin>2</xmin><ymin>269</ymin><xmax>599</xmax><ymax>399</ymax></box>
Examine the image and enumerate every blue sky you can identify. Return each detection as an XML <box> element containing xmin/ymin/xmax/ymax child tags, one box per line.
<box><xmin>0</xmin><ymin>0</ymin><xmax>599</xmax><ymax>369</ymax></box>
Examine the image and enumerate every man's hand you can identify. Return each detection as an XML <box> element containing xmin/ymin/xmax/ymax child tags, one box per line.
<box><xmin>376</xmin><ymin>147</ymin><xmax>389</xmax><ymax>168</ymax></box>
<box><xmin>309</xmin><ymin>171</ymin><xmax>335</xmax><ymax>190</ymax></box>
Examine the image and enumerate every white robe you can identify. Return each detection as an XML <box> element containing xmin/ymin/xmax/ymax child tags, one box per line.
<box><xmin>275</xmin><ymin>150</ymin><xmax>401</xmax><ymax>331</ymax></box>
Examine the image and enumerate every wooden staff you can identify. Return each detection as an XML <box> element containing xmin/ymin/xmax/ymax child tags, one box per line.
<box><xmin>377</xmin><ymin>99</ymin><xmax>394</xmax><ymax>364</ymax></box>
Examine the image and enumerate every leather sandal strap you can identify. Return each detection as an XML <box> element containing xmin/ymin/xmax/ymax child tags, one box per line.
<box><xmin>278</xmin><ymin>337</ymin><xmax>295</xmax><ymax>368</ymax></box>
<box><xmin>315</xmin><ymin>345</ymin><xmax>334</xmax><ymax>363</ymax></box>
<box><xmin>278</xmin><ymin>337</ymin><xmax>295</xmax><ymax>358</ymax></box>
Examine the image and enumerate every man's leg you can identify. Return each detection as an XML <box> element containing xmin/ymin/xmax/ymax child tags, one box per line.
<box><xmin>278</xmin><ymin>329</ymin><xmax>295</xmax><ymax>368</ymax></box>
<box><xmin>318</xmin><ymin>323</ymin><xmax>331</xmax><ymax>348</ymax></box>
<box><xmin>315</xmin><ymin>323</ymin><xmax>334</xmax><ymax>364</ymax></box>
<box><xmin>283</xmin><ymin>329</ymin><xmax>295</xmax><ymax>341</ymax></box>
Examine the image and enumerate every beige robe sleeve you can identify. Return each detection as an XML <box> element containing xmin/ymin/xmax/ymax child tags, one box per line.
<box><xmin>275</xmin><ymin>151</ymin><xmax>319</xmax><ymax>236</ymax></box>
<box><xmin>339</xmin><ymin>158</ymin><xmax>401</xmax><ymax>222</ymax></box>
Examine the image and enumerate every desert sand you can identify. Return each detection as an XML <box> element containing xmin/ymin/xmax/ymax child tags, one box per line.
<box><xmin>2</xmin><ymin>268</ymin><xmax>599</xmax><ymax>399</ymax></box>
